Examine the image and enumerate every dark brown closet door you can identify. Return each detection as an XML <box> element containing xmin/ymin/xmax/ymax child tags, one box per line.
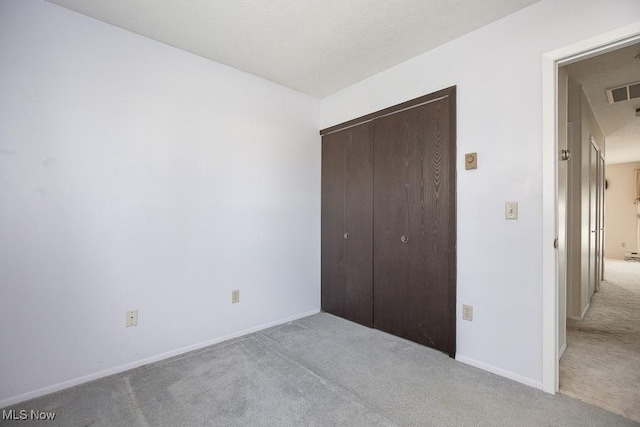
<box><xmin>321</xmin><ymin>122</ymin><xmax>373</xmax><ymax>327</ymax></box>
<box><xmin>373</xmin><ymin>97</ymin><xmax>456</xmax><ymax>356</ymax></box>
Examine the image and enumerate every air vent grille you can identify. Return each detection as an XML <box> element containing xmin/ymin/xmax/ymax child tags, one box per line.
<box><xmin>629</xmin><ymin>83</ymin><xmax>640</xmax><ymax>99</ymax></box>
<box><xmin>606</xmin><ymin>82</ymin><xmax>640</xmax><ymax>104</ymax></box>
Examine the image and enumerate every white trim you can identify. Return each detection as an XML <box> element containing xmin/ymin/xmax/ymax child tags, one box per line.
<box><xmin>456</xmin><ymin>355</ymin><xmax>542</xmax><ymax>390</ymax></box>
<box><xmin>0</xmin><ymin>309</ymin><xmax>320</xmax><ymax>408</ymax></box>
<box><xmin>579</xmin><ymin>302</ymin><xmax>590</xmax><ymax>320</ymax></box>
<box><xmin>541</xmin><ymin>20</ymin><xmax>640</xmax><ymax>395</ymax></box>
<box><xmin>541</xmin><ymin>49</ymin><xmax>558</xmax><ymax>395</ymax></box>
<box><xmin>558</xmin><ymin>342</ymin><xmax>567</xmax><ymax>359</ymax></box>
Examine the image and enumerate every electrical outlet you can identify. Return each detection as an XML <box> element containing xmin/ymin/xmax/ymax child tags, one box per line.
<box><xmin>505</xmin><ymin>202</ymin><xmax>518</xmax><ymax>220</ymax></box>
<box><xmin>622</xmin><ymin>242</ymin><xmax>626</xmax><ymax>248</ymax></box>
<box><xmin>231</xmin><ymin>290</ymin><xmax>240</xmax><ymax>304</ymax></box>
<box><xmin>126</xmin><ymin>310</ymin><xmax>138</xmax><ymax>327</ymax></box>
<box><xmin>462</xmin><ymin>304</ymin><xmax>473</xmax><ymax>321</ymax></box>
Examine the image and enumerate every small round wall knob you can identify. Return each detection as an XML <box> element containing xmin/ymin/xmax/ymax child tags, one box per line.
<box><xmin>344</xmin><ymin>233</ymin><xmax>350</xmax><ymax>240</ymax></box>
<box><xmin>401</xmin><ymin>235</ymin><xmax>408</xmax><ymax>243</ymax></box>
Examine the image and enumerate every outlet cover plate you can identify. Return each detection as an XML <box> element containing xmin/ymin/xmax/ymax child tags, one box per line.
<box><xmin>232</xmin><ymin>290</ymin><xmax>240</xmax><ymax>304</ymax></box>
<box><xmin>462</xmin><ymin>304</ymin><xmax>473</xmax><ymax>321</ymax></box>
<box><xmin>505</xmin><ymin>202</ymin><xmax>518</xmax><ymax>220</ymax></box>
<box><xmin>126</xmin><ymin>310</ymin><xmax>138</xmax><ymax>327</ymax></box>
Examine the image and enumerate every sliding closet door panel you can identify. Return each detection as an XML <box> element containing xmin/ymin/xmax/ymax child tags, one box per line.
<box><xmin>344</xmin><ymin>123</ymin><xmax>374</xmax><ymax>326</ymax></box>
<box><xmin>373</xmin><ymin>97</ymin><xmax>454</xmax><ymax>354</ymax></box>
<box><xmin>321</xmin><ymin>122</ymin><xmax>373</xmax><ymax>327</ymax></box>
<box><xmin>321</xmin><ymin>132</ymin><xmax>345</xmax><ymax>319</ymax></box>
<box><xmin>372</xmin><ymin>109</ymin><xmax>411</xmax><ymax>336</ymax></box>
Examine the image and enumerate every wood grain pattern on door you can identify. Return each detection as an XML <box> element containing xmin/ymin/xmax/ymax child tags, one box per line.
<box><xmin>373</xmin><ymin>97</ymin><xmax>455</xmax><ymax>356</ymax></box>
<box><xmin>320</xmin><ymin>86</ymin><xmax>456</xmax><ymax>356</ymax></box>
<box><xmin>321</xmin><ymin>122</ymin><xmax>373</xmax><ymax>327</ymax></box>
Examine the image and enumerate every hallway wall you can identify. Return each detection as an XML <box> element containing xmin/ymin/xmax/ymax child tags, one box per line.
<box><xmin>566</xmin><ymin>84</ymin><xmax>604</xmax><ymax>320</ymax></box>
<box><xmin>605</xmin><ymin>161</ymin><xmax>640</xmax><ymax>259</ymax></box>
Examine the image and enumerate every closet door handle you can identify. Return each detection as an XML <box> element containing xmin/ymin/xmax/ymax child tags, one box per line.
<box><xmin>344</xmin><ymin>233</ymin><xmax>350</xmax><ymax>240</ymax></box>
<box><xmin>401</xmin><ymin>235</ymin><xmax>409</xmax><ymax>244</ymax></box>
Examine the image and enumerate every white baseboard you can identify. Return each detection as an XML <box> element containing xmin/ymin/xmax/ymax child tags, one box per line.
<box><xmin>567</xmin><ymin>302</ymin><xmax>590</xmax><ymax>321</ymax></box>
<box><xmin>0</xmin><ymin>308</ymin><xmax>320</xmax><ymax>409</ymax></box>
<box><xmin>579</xmin><ymin>303</ymin><xmax>590</xmax><ymax>320</ymax></box>
<box><xmin>558</xmin><ymin>342</ymin><xmax>567</xmax><ymax>359</ymax></box>
<box><xmin>455</xmin><ymin>355</ymin><xmax>543</xmax><ymax>390</ymax></box>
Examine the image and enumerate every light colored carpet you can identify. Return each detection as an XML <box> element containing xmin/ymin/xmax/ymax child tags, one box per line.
<box><xmin>560</xmin><ymin>259</ymin><xmax>640</xmax><ymax>423</ymax></box>
<box><xmin>2</xmin><ymin>313</ymin><xmax>637</xmax><ymax>426</ymax></box>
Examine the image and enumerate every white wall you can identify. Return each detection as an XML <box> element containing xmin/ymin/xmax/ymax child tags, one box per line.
<box><xmin>566</xmin><ymin>79</ymin><xmax>582</xmax><ymax>321</ymax></box>
<box><xmin>566</xmin><ymin>84</ymin><xmax>605</xmax><ymax>319</ymax></box>
<box><xmin>320</xmin><ymin>0</ymin><xmax>640</xmax><ymax>386</ymax></box>
<box><xmin>579</xmin><ymin>89</ymin><xmax>604</xmax><ymax>310</ymax></box>
<box><xmin>0</xmin><ymin>0</ymin><xmax>320</xmax><ymax>405</ymax></box>
<box><xmin>605</xmin><ymin>161</ymin><xmax>640</xmax><ymax>259</ymax></box>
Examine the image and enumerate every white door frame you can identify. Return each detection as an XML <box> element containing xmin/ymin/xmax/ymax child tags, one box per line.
<box><xmin>541</xmin><ymin>22</ymin><xmax>640</xmax><ymax>394</ymax></box>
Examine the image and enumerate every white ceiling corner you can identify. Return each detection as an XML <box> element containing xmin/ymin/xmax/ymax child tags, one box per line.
<box><xmin>46</xmin><ymin>0</ymin><xmax>540</xmax><ymax>98</ymax></box>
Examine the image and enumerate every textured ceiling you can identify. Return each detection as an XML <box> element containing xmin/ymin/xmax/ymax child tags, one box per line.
<box><xmin>47</xmin><ymin>0</ymin><xmax>540</xmax><ymax>98</ymax></box>
<box><xmin>567</xmin><ymin>43</ymin><xmax>640</xmax><ymax>165</ymax></box>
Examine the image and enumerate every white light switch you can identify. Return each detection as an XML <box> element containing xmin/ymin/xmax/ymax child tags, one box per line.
<box><xmin>505</xmin><ymin>202</ymin><xmax>518</xmax><ymax>220</ymax></box>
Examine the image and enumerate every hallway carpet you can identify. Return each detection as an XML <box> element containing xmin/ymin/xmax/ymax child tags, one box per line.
<box><xmin>560</xmin><ymin>259</ymin><xmax>640</xmax><ymax>423</ymax></box>
<box><xmin>4</xmin><ymin>312</ymin><xmax>636</xmax><ymax>426</ymax></box>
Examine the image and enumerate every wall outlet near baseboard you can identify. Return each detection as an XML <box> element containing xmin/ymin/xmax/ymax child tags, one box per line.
<box><xmin>232</xmin><ymin>290</ymin><xmax>240</xmax><ymax>304</ymax></box>
<box><xmin>462</xmin><ymin>304</ymin><xmax>473</xmax><ymax>321</ymax></box>
<box><xmin>126</xmin><ymin>310</ymin><xmax>138</xmax><ymax>327</ymax></box>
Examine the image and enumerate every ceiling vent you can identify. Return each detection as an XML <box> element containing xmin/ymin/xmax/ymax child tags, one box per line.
<box><xmin>606</xmin><ymin>82</ymin><xmax>640</xmax><ymax>104</ymax></box>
